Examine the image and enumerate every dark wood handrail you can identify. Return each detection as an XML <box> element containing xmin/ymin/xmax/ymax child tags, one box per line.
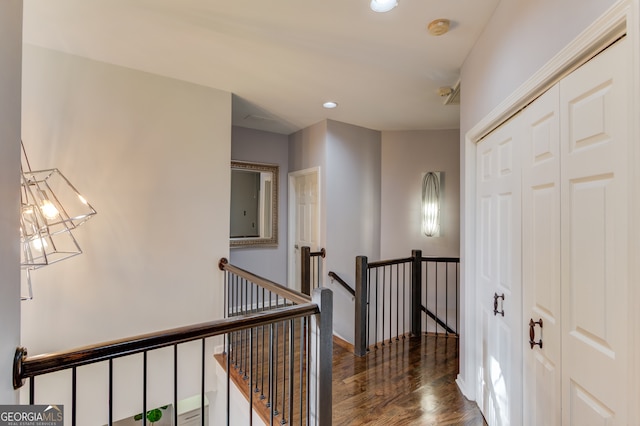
<box><xmin>367</xmin><ymin>257</ymin><xmax>413</xmax><ymax>269</ymax></box>
<box><xmin>367</xmin><ymin>256</ymin><xmax>460</xmax><ymax>269</ymax></box>
<box><xmin>328</xmin><ymin>271</ymin><xmax>355</xmax><ymax>297</ymax></box>
<box><xmin>421</xmin><ymin>256</ymin><xmax>460</xmax><ymax>263</ymax></box>
<box><xmin>14</xmin><ymin>303</ymin><xmax>319</xmax><ymax>388</ymax></box>
<box><xmin>219</xmin><ymin>257</ymin><xmax>311</xmax><ymax>305</ymax></box>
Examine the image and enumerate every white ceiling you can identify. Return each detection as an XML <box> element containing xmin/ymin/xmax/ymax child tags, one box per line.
<box><xmin>22</xmin><ymin>0</ymin><xmax>500</xmax><ymax>135</ymax></box>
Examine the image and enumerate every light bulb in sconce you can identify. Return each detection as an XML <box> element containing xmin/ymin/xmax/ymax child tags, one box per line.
<box><xmin>422</xmin><ymin>172</ymin><xmax>441</xmax><ymax>237</ymax></box>
<box><xmin>423</xmin><ymin>202</ymin><xmax>439</xmax><ymax>235</ymax></box>
<box><xmin>40</xmin><ymin>199</ymin><xmax>59</xmax><ymax>220</ymax></box>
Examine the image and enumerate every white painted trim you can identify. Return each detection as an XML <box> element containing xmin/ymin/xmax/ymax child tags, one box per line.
<box><xmin>459</xmin><ymin>0</ymin><xmax>639</xmax><ymax>408</ymax></box>
<box><xmin>457</xmin><ymin>136</ymin><xmax>478</xmax><ymax>401</ymax></box>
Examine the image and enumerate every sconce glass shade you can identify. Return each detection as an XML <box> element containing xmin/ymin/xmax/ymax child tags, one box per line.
<box><xmin>422</xmin><ymin>172</ymin><xmax>440</xmax><ymax>237</ymax></box>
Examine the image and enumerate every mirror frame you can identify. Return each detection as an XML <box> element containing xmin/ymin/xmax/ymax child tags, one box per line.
<box><xmin>230</xmin><ymin>160</ymin><xmax>279</xmax><ymax>248</ymax></box>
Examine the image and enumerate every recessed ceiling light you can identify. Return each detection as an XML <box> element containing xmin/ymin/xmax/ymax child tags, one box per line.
<box><xmin>323</xmin><ymin>101</ymin><xmax>338</xmax><ymax>109</ymax></box>
<box><xmin>370</xmin><ymin>0</ymin><xmax>397</xmax><ymax>13</ymax></box>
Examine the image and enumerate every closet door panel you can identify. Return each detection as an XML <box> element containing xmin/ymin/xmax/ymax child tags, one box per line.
<box><xmin>522</xmin><ymin>84</ymin><xmax>561</xmax><ymax>426</ymax></box>
<box><xmin>476</xmin><ymin>114</ymin><xmax>522</xmax><ymax>426</ymax></box>
<box><xmin>560</xmin><ymin>37</ymin><xmax>630</xmax><ymax>424</ymax></box>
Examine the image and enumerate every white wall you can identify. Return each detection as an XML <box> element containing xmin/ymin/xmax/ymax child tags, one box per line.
<box><xmin>380</xmin><ymin>129</ymin><xmax>459</xmax><ymax>258</ymax></box>
<box><xmin>0</xmin><ymin>0</ymin><xmax>22</xmax><ymax>405</ymax></box>
<box><xmin>230</xmin><ymin>126</ymin><xmax>289</xmax><ymax>284</ymax></box>
<box><xmin>21</xmin><ymin>45</ymin><xmax>231</xmax><ymax>423</ymax></box>
<box><xmin>458</xmin><ymin>0</ymin><xmax>618</xmax><ymax>399</ymax></box>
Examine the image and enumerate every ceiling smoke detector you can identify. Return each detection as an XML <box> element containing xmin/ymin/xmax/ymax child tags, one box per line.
<box><xmin>437</xmin><ymin>87</ymin><xmax>453</xmax><ymax>97</ymax></box>
<box><xmin>428</xmin><ymin>19</ymin><xmax>450</xmax><ymax>36</ymax></box>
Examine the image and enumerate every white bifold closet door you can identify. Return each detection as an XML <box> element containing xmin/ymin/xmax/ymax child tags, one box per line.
<box><xmin>558</xmin><ymin>36</ymin><xmax>630</xmax><ymax>425</ymax></box>
<box><xmin>478</xmin><ymin>36</ymin><xmax>631</xmax><ymax>425</ymax></box>
<box><xmin>476</xmin><ymin>111</ymin><xmax>523</xmax><ymax>426</ymax></box>
<box><xmin>522</xmin><ymin>82</ymin><xmax>562</xmax><ymax>426</ymax></box>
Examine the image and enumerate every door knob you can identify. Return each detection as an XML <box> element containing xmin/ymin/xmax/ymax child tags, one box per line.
<box><xmin>529</xmin><ymin>318</ymin><xmax>543</xmax><ymax>349</ymax></box>
<box><xmin>493</xmin><ymin>293</ymin><xmax>505</xmax><ymax>316</ymax></box>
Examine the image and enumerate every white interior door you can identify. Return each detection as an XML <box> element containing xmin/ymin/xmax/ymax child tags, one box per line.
<box><xmin>560</xmin><ymin>37</ymin><xmax>630</xmax><ymax>425</ymax></box>
<box><xmin>522</xmin><ymin>83</ymin><xmax>562</xmax><ymax>426</ymax></box>
<box><xmin>288</xmin><ymin>168</ymin><xmax>320</xmax><ymax>292</ymax></box>
<box><xmin>476</xmin><ymin>114</ymin><xmax>522</xmax><ymax>426</ymax></box>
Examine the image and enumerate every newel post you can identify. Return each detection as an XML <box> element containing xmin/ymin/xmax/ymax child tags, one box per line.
<box><xmin>312</xmin><ymin>287</ymin><xmax>333</xmax><ymax>425</ymax></box>
<box><xmin>301</xmin><ymin>246</ymin><xmax>311</xmax><ymax>295</ymax></box>
<box><xmin>354</xmin><ymin>255</ymin><xmax>368</xmax><ymax>356</ymax></box>
<box><xmin>411</xmin><ymin>250</ymin><xmax>423</xmax><ymax>337</ymax></box>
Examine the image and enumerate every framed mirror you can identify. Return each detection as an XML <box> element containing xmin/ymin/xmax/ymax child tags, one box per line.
<box><xmin>230</xmin><ymin>160</ymin><xmax>278</xmax><ymax>248</ymax></box>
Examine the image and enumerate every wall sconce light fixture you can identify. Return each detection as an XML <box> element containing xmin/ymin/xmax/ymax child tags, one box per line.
<box><xmin>422</xmin><ymin>172</ymin><xmax>441</xmax><ymax>237</ymax></box>
<box><xmin>20</xmin><ymin>142</ymin><xmax>97</xmax><ymax>300</ymax></box>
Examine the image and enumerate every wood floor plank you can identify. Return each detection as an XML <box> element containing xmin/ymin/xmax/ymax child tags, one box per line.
<box><xmin>217</xmin><ymin>332</ymin><xmax>486</xmax><ymax>425</ymax></box>
<box><xmin>333</xmin><ymin>334</ymin><xmax>486</xmax><ymax>426</ymax></box>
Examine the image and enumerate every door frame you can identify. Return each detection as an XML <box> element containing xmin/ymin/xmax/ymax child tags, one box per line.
<box><xmin>288</xmin><ymin>167</ymin><xmax>322</xmax><ymax>290</ymax></box>
<box><xmin>458</xmin><ymin>0</ymin><xmax>640</xmax><ymax>415</ymax></box>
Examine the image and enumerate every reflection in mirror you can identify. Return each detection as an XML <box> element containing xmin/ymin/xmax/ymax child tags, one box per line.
<box><xmin>230</xmin><ymin>161</ymin><xmax>278</xmax><ymax>247</ymax></box>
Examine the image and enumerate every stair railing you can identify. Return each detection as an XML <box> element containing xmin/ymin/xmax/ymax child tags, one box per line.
<box><xmin>219</xmin><ymin>257</ymin><xmax>333</xmax><ymax>425</ymax></box>
<box><xmin>13</xmin><ymin>261</ymin><xmax>333</xmax><ymax>426</ymax></box>
<box><xmin>327</xmin><ymin>271</ymin><xmax>355</xmax><ymax>297</ymax></box>
<box><xmin>354</xmin><ymin>249</ymin><xmax>459</xmax><ymax>356</ymax></box>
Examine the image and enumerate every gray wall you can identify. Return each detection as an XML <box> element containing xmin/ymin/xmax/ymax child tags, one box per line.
<box><xmin>21</xmin><ymin>45</ymin><xmax>231</xmax><ymax>422</ymax></box>
<box><xmin>325</xmin><ymin>120</ymin><xmax>381</xmax><ymax>279</ymax></box>
<box><xmin>289</xmin><ymin>119</ymin><xmax>381</xmax><ymax>342</ymax></box>
<box><xmin>0</xmin><ymin>0</ymin><xmax>22</xmax><ymax>404</ymax></box>
<box><xmin>230</xmin><ymin>126</ymin><xmax>289</xmax><ymax>284</ymax></box>
<box><xmin>326</xmin><ymin>120</ymin><xmax>381</xmax><ymax>342</ymax></box>
<box><xmin>460</xmin><ymin>0</ymin><xmax>617</xmax><ymax>134</ymax></box>
<box><xmin>380</xmin><ymin>129</ymin><xmax>460</xmax><ymax>258</ymax></box>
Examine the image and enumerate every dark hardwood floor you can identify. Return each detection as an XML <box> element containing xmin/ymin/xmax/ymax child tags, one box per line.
<box><xmin>217</xmin><ymin>332</ymin><xmax>486</xmax><ymax>425</ymax></box>
<box><xmin>332</xmin><ymin>334</ymin><xmax>486</xmax><ymax>425</ymax></box>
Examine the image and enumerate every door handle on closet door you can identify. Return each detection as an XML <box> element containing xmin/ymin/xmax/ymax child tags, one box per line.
<box><xmin>529</xmin><ymin>318</ymin><xmax>543</xmax><ymax>349</ymax></box>
<box><xmin>493</xmin><ymin>293</ymin><xmax>505</xmax><ymax>316</ymax></box>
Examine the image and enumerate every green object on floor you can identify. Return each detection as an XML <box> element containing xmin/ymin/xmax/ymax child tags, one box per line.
<box><xmin>134</xmin><ymin>405</ymin><xmax>168</xmax><ymax>424</ymax></box>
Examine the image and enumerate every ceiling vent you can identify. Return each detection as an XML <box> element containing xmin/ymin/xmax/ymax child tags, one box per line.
<box><xmin>244</xmin><ymin>114</ymin><xmax>277</xmax><ymax>122</ymax></box>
